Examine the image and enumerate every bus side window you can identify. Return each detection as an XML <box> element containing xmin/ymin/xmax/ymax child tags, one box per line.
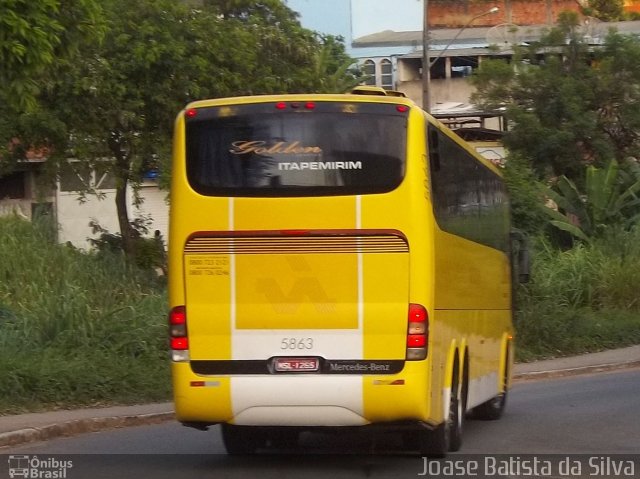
<box><xmin>428</xmin><ymin>126</ymin><xmax>440</xmax><ymax>172</ymax></box>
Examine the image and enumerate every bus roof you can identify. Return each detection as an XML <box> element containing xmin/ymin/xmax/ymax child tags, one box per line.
<box><xmin>184</xmin><ymin>89</ymin><xmax>417</xmax><ymax>111</ymax></box>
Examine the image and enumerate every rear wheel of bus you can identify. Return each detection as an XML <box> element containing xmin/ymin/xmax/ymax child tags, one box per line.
<box><xmin>221</xmin><ymin>424</ymin><xmax>300</xmax><ymax>454</ymax></box>
<box><xmin>406</xmin><ymin>355</ymin><xmax>467</xmax><ymax>456</ymax></box>
<box><xmin>221</xmin><ymin>424</ymin><xmax>265</xmax><ymax>455</ymax></box>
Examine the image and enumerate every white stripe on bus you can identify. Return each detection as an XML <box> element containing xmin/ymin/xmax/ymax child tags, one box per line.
<box><xmin>229</xmin><ymin>198</ymin><xmax>237</xmax><ymax>356</ymax></box>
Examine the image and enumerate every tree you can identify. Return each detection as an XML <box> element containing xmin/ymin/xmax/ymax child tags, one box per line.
<box><xmin>39</xmin><ymin>0</ymin><xmax>247</xmax><ymax>256</ymax></box>
<box><xmin>302</xmin><ymin>35</ymin><xmax>363</xmax><ymax>93</ymax></box>
<box><xmin>586</xmin><ymin>0</ymin><xmax>624</xmax><ymax>21</ymax></box>
<box><xmin>0</xmin><ymin>0</ymin><xmax>103</xmax><ymax>112</ymax></box>
<box><xmin>471</xmin><ymin>12</ymin><xmax>640</xmax><ymax>182</ymax></box>
<box><xmin>202</xmin><ymin>0</ymin><xmax>320</xmax><ymax>94</ymax></box>
<box><xmin>33</xmin><ymin>0</ymin><xmax>358</xmax><ymax>259</ymax></box>
<box><xmin>502</xmin><ymin>154</ymin><xmax>549</xmax><ymax>236</ymax></box>
<box><xmin>0</xmin><ymin>0</ymin><xmax>103</xmax><ymax>169</ymax></box>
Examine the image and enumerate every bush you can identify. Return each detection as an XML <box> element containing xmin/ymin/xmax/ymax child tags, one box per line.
<box><xmin>515</xmin><ymin>228</ymin><xmax>640</xmax><ymax>361</ymax></box>
<box><xmin>503</xmin><ymin>154</ymin><xmax>549</xmax><ymax>236</ymax></box>
<box><xmin>88</xmin><ymin>217</ymin><xmax>168</xmax><ymax>275</ymax></box>
<box><xmin>0</xmin><ymin>216</ymin><xmax>169</xmax><ymax>413</ymax></box>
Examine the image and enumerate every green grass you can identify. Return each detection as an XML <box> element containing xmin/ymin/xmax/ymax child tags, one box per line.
<box><xmin>514</xmin><ymin>228</ymin><xmax>640</xmax><ymax>362</ymax></box>
<box><xmin>0</xmin><ymin>216</ymin><xmax>169</xmax><ymax>413</ymax></box>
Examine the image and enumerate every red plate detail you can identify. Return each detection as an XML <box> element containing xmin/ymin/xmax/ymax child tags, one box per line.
<box><xmin>274</xmin><ymin>357</ymin><xmax>319</xmax><ymax>372</ymax></box>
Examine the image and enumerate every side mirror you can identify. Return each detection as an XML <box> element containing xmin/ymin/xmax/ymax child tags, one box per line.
<box><xmin>510</xmin><ymin>230</ymin><xmax>530</xmax><ymax>284</ymax></box>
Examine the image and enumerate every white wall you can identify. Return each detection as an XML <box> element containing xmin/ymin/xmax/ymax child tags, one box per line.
<box><xmin>56</xmin><ymin>183</ymin><xmax>168</xmax><ymax>249</ymax></box>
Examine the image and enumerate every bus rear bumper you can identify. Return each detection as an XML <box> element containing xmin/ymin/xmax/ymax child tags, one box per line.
<box><xmin>233</xmin><ymin>405</ymin><xmax>367</xmax><ymax>426</ymax></box>
<box><xmin>172</xmin><ymin>361</ymin><xmax>433</xmax><ymax>427</ymax></box>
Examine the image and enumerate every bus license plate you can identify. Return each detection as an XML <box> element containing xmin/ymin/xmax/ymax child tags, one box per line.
<box><xmin>274</xmin><ymin>357</ymin><xmax>319</xmax><ymax>372</ymax></box>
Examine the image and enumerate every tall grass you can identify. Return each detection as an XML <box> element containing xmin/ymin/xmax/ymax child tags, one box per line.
<box><xmin>0</xmin><ymin>216</ymin><xmax>169</xmax><ymax>413</ymax></box>
<box><xmin>515</xmin><ymin>227</ymin><xmax>640</xmax><ymax>361</ymax></box>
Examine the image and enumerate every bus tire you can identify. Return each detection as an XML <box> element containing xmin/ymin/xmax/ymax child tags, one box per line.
<box><xmin>449</xmin><ymin>353</ymin><xmax>469</xmax><ymax>452</ymax></box>
<box><xmin>264</xmin><ymin>427</ymin><xmax>299</xmax><ymax>450</ymax></box>
<box><xmin>221</xmin><ymin>424</ymin><xmax>264</xmax><ymax>455</ymax></box>
<box><xmin>409</xmin><ymin>358</ymin><xmax>463</xmax><ymax>456</ymax></box>
<box><xmin>472</xmin><ymin>345</ymin><xmax>509</xmax><ymax>420</ymax></box>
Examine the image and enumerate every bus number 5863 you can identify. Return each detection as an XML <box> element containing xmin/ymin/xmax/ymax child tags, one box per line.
<box><xmin>280</xmin><ymin>338</ymin><xmax>314</xmax><ymax>350</ymax></box>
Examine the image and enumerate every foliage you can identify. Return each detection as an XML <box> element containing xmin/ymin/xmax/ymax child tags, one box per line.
<box><xmin>303</xmin><ymin>35</ymin><xmax>363</xmax><ymax>93</ymax></box>
<box><xmin>0</xmin><ymin>0</ymin><xmax>103</xmax><ymax>112</ymax></box>
<box><xmin>88</xmin><ymin>218</ymin><xmax>168</xmax><ymax>274</ymax></box>
<box><xmin>0</xmin><ymin>0</ymin><xmax>104</xmax><ymax>169</ymax></box>
<box><xmin>502</xmin><ymin>154</ymin><xmax>548</xmax><ymax>235</ymax></box>
<box><xmin>584</xmin><ymin>0</ymin><xmax>624</xmax><ymax>21</ymax></box>
<box><xmin>515</xmin><ymin>231</ymin><xmax>640</xmax><ymax>361</ymax></box>
<box><xmin>543</xmin><ymin>160</ymin><xmax>640</xmax><ymax>242</ymax></box>
<box><xmin>471</xmin><ymin>13</ymin><xmax>640</xmax><ymax>181</ymax></box>
<box><xmin>0</xmin><ymin>217</ymin><xmax>168</xmax><ymax>412</ymax></box>
<box><xmin>4</xmin><ymin>0</ymin><xmax>358</xmax><ymax>261</ymax></box>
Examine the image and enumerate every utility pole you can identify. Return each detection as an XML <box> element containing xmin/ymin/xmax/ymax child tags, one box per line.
<box><xmin>422</xmin><ymin>0</ymin><xmax>431</xmax><ymax>112</ymax></box>
<box><xmin>422</xmin><ymin>4</ymin><xmax>499</xmax><ymax>113</ymax></box>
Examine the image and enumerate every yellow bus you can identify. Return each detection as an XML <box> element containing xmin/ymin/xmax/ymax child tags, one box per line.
<box><xmin>168</xmin><ymin>87</ymin><xmax>523</xmax><ymax>455</ymax></box>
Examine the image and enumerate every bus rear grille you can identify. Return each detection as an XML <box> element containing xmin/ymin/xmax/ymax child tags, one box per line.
<box><xmin>184</xmin><ymin>234</ymin><xmax>408</xmax><ymax>255</ymax></box>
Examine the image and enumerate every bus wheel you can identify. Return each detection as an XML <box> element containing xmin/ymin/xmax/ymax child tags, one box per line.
<box><xmin>472</xmin><ymin>346</ymin><xmax>509</xmax><ymax>420</ymax></box>
<box><xmin>221</xmin><ymin>424</ymin><xmax>264</xmax><ymax>455</ymax></box>
<box><xmin>264</xmin><ymin>427</ymin><xmax>299</xmax><ymax>450</ymax></box>
<box><xmin>449</xmin><ymin>355</ymin><xmax>468</xmax><ymax>452</ymax></box>
<box><xmin>408</xmin><ymin>360</ymin><xmax>463</xmax><ymax>456</ymax></box>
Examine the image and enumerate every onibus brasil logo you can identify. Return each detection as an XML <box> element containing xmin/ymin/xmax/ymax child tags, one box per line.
<box><xmin>8</xmin><ymin>456</ymin><xmax>73</xmax><ymax>479</ymax></box>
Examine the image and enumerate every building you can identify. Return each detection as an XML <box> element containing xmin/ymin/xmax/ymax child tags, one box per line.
<box><xmin>0</xmin><ymin>160</ymin><xmax>168</xmax><ymax>249</ymax></box>
<box><xmin>394</xmin><ymin>18</ymin><xmax>640</xmax><ymax>107</ymax></box>
<box><xmin>287</xmin><ymin>0</ymin><xmax>590</xmax><ymax>106</ymax></box>
<box><xmin>352</xmin><ymin>0</ymin><xmax>587</xmax><ymax>106</ymax></box>
<box><xmin>625</xmin><ymin>1</ymin><xmax>640</xmax><ymax>14</ymax></box>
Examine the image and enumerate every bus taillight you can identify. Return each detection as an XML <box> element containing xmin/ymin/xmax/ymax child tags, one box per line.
<box><xmin>274</xmin><ymin>102</ymin><xmax>316</xmax><ymax>110</ymax></box>
<box><xmin>406</xmin><ymin>303</ymin><xmax>428</xmax><ymax>360</ymax></box>
<box><xmin>169</xmin><ymin>306</ymin><xmax>189</xmax><ymax>361</ymax></box>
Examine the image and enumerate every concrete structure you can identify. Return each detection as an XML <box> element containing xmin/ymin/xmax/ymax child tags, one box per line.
<box><xmin>0</xmin><ymin>162</ymin><xmax>168</xmax><ymax>249</ymax></box>
<box><xmin>625</xmin><ymin>0</ymin><xmax>640</xmax><ymax>14</ymax></box>
<box><xmin>428</xmin><ymin>0</ymin><xmax>583</xmax><ymax>27</ymax></box>
<box><xmin>356</xmin><ymin>18</ymin><xmax>640</xmax><ymax>107</ymax></box>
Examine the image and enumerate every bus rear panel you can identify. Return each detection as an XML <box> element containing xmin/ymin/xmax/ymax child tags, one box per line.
<box><xmin>168</xmin><ymin>92</ymin><xmax>514</xmax><ymax>454</ymax></box>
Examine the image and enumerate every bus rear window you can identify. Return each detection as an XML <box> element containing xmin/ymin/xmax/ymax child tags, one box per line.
<box><xmin>185</xmin><ymin>102</ymin><xmax>407</xmax><ymax>196</ymax></box>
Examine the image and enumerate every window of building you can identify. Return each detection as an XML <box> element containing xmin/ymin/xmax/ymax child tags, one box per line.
<box><xmin>363</xmin><ymin>60</ymin><xmax>376</xmax><ymax>86</ymax></box>
<box><xmin>0</xmin><ymin>171</ymin><xmax>26</xmax><ymax>199</ymax></box>
<box><xmin>380</xmin><ymin>59</ymin><xmax>393</xmax><ymax>89</ymax></box>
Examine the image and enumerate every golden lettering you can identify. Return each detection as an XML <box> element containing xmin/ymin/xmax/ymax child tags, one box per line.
<box><xmin>230</xmin><ymin>140</ymin><xmax>322</xmax><ymax>156</ymax></box>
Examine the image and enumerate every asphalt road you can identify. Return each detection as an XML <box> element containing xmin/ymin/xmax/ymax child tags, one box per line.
<box><xmin>3</xmin><ymin>369</ymin><xmax>639</xmax><ymax>479</ymax></box>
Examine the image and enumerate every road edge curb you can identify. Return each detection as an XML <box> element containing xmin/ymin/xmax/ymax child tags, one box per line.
<box><xmin>513</xmin><ymin>360</ymin><xmax>640</xmax><ymax>381</ymax></box>
<box><xmin>0</xmin><ymin>412</ymin><xmax>174</xmax><ymax>449</ymax></box>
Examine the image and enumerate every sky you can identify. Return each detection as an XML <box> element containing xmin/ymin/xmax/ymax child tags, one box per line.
<box><xmin>286</xmin><ymin>0</ymin><xmax>423</xmax><ymax>40</ymax></box>
<box><xmin>351</xmin><ymin>0</ymin><xmax>423</xmax><ymax>38</ymax></box>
